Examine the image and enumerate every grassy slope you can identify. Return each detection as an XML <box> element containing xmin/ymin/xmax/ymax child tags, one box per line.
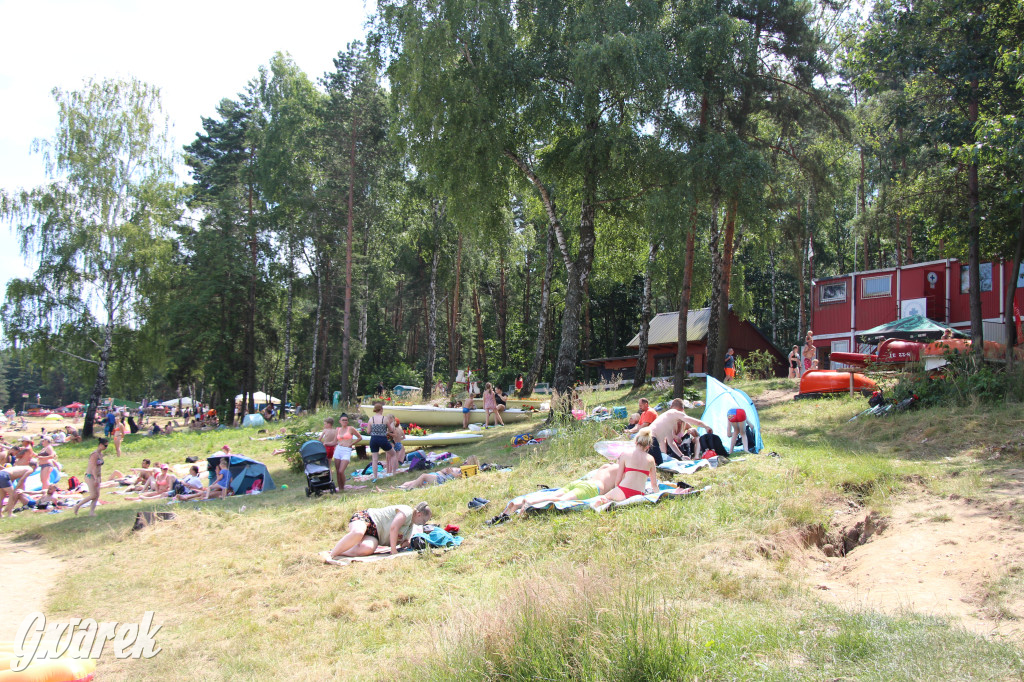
<box><xmin>3</xmin><ymin>385</ymin><xmax>1024</xmax><ymax>680</ymax></box>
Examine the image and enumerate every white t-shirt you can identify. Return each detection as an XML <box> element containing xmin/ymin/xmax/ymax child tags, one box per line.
<box><xmin>183</xmin><ymin>475</ymin><xmax>203</xmax><ymax>491</ymax></box>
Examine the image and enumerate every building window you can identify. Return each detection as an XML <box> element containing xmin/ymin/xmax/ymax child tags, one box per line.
<box><xmin>820</xmin><ymin>281</ymin><xmax>847</xmax><ymax>304</ymax></box>
<box><xmin>960</xmin><ymin>263</ymin><xmax>993</xmax><ymax>293</ymax></box>
<box><xmin>654</xmin><ymin>356</ymin><xmax>675</xmax><ymax>377</ymax></box>
<box><xmin>862</xmin><ymin>275</ymin><xmax>891</xmax><ymax>299</ymax></box>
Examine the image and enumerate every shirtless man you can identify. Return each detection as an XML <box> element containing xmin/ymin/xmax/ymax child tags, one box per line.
<box><xmin>335</xmin><ymin>415</ymin><xmax>362</xmax><ymax>491</ymax></box>
<box><xmin>647</xmin><ymin>399</ymin><xmax>713</xmax><ymax>464</ymax></box>
<box><xmin>488</xmin><ymin>462</ymin><xmax>622</xmax><ymax>524</ymax></box>
<box><xmin>0</xmin><ymin>466</ymin><xmax>33</xmax><ymax>517</ymax></box>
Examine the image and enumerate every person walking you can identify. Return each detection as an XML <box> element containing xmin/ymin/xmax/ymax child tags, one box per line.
<box><xmin>724</xmin><ymin>348</ymin><xmax>736</xmax><ymax>381</ymax></box>
<box><xmin>73</xmin><ymin>439</ymin><xmax>108</xmax><ymax>517</ymax></box>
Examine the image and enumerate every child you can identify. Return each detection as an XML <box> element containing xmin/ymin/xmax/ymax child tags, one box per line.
<box><xmin>205</xmin><ymin>458</ymin><xmax>232</xmax><ymax>499</ymax></box>
<box><xmin>387</xmin><ymin>416</ymin><xmax>405</xmax><ymax>474</ymax></box>
<box><xmin>462</xmin><ymin>392</ymin><xmax>475</xmax><ymax>429</ymax></box>
<box><xmin>482</xmin><ymin>383</ymin><xmax>503</xmax><ymax>427</ymax></box>
<box><xmin>320</xmin><ymin>417</ymin><xmax>339</xmax><ymax>470</ymax></box>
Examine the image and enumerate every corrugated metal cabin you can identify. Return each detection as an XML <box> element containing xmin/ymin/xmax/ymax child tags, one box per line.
<box><xmin>582</xmin><ymin>307</ymin><xmax>787</xmax><ymax>381</ymax></box>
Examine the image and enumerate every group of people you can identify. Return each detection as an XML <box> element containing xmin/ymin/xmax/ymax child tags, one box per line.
<box><xmin>451</xmin><ymin>382</ymin><xmax>507</xmax><ymax>429</ymax></box>
<box><xmin>788</xmin><ymin>331</ymin><xmax>818</xmax><ymax>378</ymax></box>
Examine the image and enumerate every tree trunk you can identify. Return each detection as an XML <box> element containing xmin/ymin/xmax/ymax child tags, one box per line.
<box><xmin>714</xmin><ymin>198</ymin><xmax>739</xmax><ymax>378</ymax></box>
<box><xmin>423</xmin><ymin>247</ymin><xmax>440</xmax><ymax>400</ymax></box>
<box><xmin>282</xmin><ymin>241</ymin><xmax>294</xmax><ymax>415</ymax></box>
<box><xmin>522</xmin><ymin>222</ymin><xmax>555</xmax><ymax>397</ymax></box>
<box><xmin>83</xmin><ymin>307</ymin><xmax>114</xmax><ymax>440</ymax></box>
<box><xmin>341</xmin><ymin>113</ymin><xmax>357</xmax><ymax>402</ymax></box>
<box><xmin>498</xmin><ymin>251</ymin><xmax>508</xmax><ymax>366</ymax></box>
<box><xmin>351</xmin><ymin>233</ymin><xmax>370</xmax><ymax>401</ymax></box>
<box><xmin>706</xmin><ymin>199</ymin><xmax>725</xmax><ymax>380</ymax></box>
<box><xmin>1006</xmin><ymin>202</ymin><xmax>1024</xmax><ymax>368</ymax></box>
<box><xmin>308</xmin><ymin>266</ymin><xmax>324</xmax><ymax>408</ymax></box>
<box><xmin>524</xmin><ymin>244</ymin><xmax>532</xmax><ymax>330</ymax></box>
<box><xmin>447</xmin><ymin>234</ymin><xmax>463</xmax><ymax>388</ymax></box>
<box><xmin>673</xmin><ymin>206</ymin><xmax>697</xmax><ymax>398</ymax></box>
<box><xmin>967</xmin><ymin>80</ymin><xmax>984</xmax><ymax>361</ymax></box>
<box><xmin>633</xmin><ymin>240</ymin><xmax>659</xmax><ymax>389</ymax></box>
<box><xmin>472</xmin><ymin>286</ymin><xmax>487</xmax><ymax>380</ymax></box>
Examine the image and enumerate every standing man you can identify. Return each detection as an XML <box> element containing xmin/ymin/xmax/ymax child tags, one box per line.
<box><xmin>723</xmin><ymin>348</ymin><xmax>736</xmax><ymax>381</ymax></box>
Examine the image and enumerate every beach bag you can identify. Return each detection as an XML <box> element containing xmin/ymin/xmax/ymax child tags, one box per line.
<box><xmin>67</xmin><ymin>475</ymin><xmax>81</xmax><ymax>490</ymax></box>
<box><xmin>745</xmin><ymin>424</ymin><xmax>757</xmax><ymax>453</ymax></box>
<box><xmin>407</xmin><ymin>453</ymin><xmax>430</xmax><ymax>471</ymax></box>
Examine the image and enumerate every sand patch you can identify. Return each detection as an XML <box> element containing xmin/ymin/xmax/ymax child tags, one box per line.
<box><xmin>0</xmin><ymin>537</ymin><xmax>64</xmax><ymax>640</ymax></box>
<box><xmin>804</xmin><ymin>485</ymin><xmax>1024</xmax><ymax>641</ymax></box>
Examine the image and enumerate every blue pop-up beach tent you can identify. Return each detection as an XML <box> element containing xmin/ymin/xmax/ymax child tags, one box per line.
<box><xmin>206</xmin><ymin>455</ymin><xmax>276</xmax><ymax>494</ymax></box>
<box><xmin>698</xmin><ymin>376</ymin><xmax>762</xmax><ymax>453</ymax></box>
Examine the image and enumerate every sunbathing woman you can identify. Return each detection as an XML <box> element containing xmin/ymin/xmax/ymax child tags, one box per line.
<box><xmin>328</xmin><ymin>502</ymin><xmax>432</xmax><ymax>558</ymax></box>
<box><xmin>73</xmin><ymin>438</ymin><xmax>108</xmax><ymax>517</ymax></box>
<box><xmin>1</xmin><ymin>465</ymin><xmax>33</xmax><ymax>518</ymax></box>
<box><xmin>126</xmin><ymin>464</ymin><xmax>176</xmax><ymax>500</ymax></box>
<box><xmin>398</xmin><ymin>466</ymin><xmax>462</xmax><ymax>490</ymax></box>
<box><xmin>490</xmin><ymin>462</ymin><xmax>621</xmax><ymax>523</ymax></box>
<box><xmin>594</xmin><ymin>428</ymin><xmax>660</xmax><ymax>504</ymax></box>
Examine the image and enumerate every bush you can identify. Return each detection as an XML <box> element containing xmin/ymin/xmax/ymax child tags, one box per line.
<box><xmin>891</xmin><ymin>353</ymin><xmax>1024</xmax><ymax>407</ymax></box>
<box><xmin>738</xmin><ymin>349</ymin><xmax>776</xmax><ymax>380</ymax></box>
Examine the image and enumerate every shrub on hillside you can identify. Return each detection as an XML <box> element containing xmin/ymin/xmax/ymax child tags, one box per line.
<box><xmin>738</xmin><ymin>350</ymin><xmax>776</xmax><ymax>380</ymax></box>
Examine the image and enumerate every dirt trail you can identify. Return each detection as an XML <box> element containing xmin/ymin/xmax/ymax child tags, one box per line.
<box><xmin>0</xmin><ymin>537</ymin><xmax>64</xmax><ymax>641</ymax></box>
<box><xmin>806</xmin><ymin>481</ymin><xmax>1024</xmax><ymax>641</ymax></box>
<box><xmin>752</xmin><ymin>385</ymin><xmax>798</xmax><ymax>409</ymax></box>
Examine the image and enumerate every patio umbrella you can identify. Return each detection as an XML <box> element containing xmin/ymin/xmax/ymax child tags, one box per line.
<box><xmin>857</xmin><ymin>315</ymin><xmax>968</xmax><ymax>344</ymax></box>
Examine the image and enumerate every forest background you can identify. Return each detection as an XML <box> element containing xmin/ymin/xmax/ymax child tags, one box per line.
<box><xmin>1</xmin><ymin>0</ymin><xmax>1022</xmax><ymax>435</ymax></box>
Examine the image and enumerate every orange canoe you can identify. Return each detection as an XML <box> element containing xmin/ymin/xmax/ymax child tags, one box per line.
<box><xmin>798</xmin><ymin>369</ymin><xmax>877</xmax><ymax>396</ymax></box>
<box><xmin>922</xmin><ymin>339</ymin><xmax>1024</xmax><ymax>362</ymax></box>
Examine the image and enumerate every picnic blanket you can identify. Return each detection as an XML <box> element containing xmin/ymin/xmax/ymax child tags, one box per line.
<box><xmin>520</xmin><ymin>482</ymin><xmax>705</xmax><ymax>515</ymax></box>
<box><xmin>319</xmin><ymin>548</ymin><xmax>418</xmax><ymax>567</ymax></box>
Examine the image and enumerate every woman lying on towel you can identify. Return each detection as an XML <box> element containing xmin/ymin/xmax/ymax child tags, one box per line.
<box><xmin>397</xmin><ymin>467</ymin><xmax>462</xmax><ymax>490</ymax></box>
<box><xmin>328</xmin><ymin>502</ymin><xmax>432</xmax><ymax>558</ymax></box>
<box><xmin>488</xmin><ymin>462</ymin><xmax>621</xmax><ymax>524</ymax></box>
<box><xmin>594</xmin><ymin>428</ymin><xmax>659</xmax><ymax>504</ymax></box>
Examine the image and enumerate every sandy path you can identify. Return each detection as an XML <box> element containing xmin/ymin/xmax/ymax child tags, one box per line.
<box><xmin>810</xmin><ymin>483</ymin><xmax>1024</xmax><ymax>641</ymax></box>
<box><xmin>0</xmin><ymin>537</ymin><xmax>64</xmax><ymax>641</ymax></box>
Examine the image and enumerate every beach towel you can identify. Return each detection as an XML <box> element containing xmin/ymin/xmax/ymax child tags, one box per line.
<box><xmin>319</xmin><ymin>549</ymin><xmax>418</xmax><ymax>567</ymax></box>
<box><xmin>519</xmin><ymin>483</ymin><xmax>705</xmax><ymax>515</ymax></box>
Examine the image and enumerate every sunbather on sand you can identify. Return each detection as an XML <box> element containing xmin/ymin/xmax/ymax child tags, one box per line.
<box><xmin>488</xmin><ymin>462</ymin><xmax>621</xmax><ymax>524</ymax></box>
<box><xmin>397</xmin><ymin>466</ymin><xmax>462</xmax><ymax>490</ymax></box>
<box><xmin>327</xmin><ymin>502</ymin><xmax>432</xmax><ymax>558</ymax></box>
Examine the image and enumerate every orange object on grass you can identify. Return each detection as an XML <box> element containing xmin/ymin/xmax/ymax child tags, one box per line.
<box><xmin>798</xmin><ymin>369</ymin><xmax>877</xmax><ymax>396</ymax></box>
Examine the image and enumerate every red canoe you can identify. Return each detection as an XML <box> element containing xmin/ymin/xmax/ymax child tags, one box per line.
<box><xmin>830</xmin><ymin>338</ymin><xmax>925</xmax><ymax>368</ymax></box>
<box><xmin>797</xmin><ymin>369</ymin><xmax>877</xmax><ymax>397</ymax></box>
<box><xmin>922</xmin><ymin>339</ymin><xmax>1024</xmax><ymax>364</ymax></box>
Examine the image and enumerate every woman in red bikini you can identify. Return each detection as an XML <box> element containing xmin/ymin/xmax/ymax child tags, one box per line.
<box><xmin>599</xmin><ymin>428</ymin><xmax>660</xmax><ymax>503</ymax></box>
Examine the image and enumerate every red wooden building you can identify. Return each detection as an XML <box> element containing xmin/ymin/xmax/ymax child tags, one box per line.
<box><xmin>582</xmin><ymin>307</ymin><xmax>787</xmax><ymax>381</ymax></box>
<box><xmin>811</xmin><ymin>257</ymin><xmax>1023</xmax><ymax>366</ymax></box>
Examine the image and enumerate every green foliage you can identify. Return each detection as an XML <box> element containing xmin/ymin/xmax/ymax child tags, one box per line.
<box><xmin>891</xmin><ymin>356</ymin><xmax>1024</xmax><ymax>407</ymax></box>
<box><xmin>737</xmin><ymin>349</ymin><xmax>776</xmax><ymax>381</ymax></box>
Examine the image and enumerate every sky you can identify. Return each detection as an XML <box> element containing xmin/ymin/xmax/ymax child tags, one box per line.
<box><xmin>0</xmin><ymin>0</ymin><xmax>374</xmax><ymax>303</ymax></box>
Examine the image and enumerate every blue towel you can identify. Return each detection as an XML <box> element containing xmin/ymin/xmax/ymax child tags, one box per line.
<box><xmin>410</xmin><ymin>528</ymin><xmax>463</xmax><ymax>548</ymax></box>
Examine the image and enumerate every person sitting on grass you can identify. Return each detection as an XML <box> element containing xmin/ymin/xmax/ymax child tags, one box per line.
<box><xmin>205</xmin><ymin>458</ymin><xmax>232</xmax><ymax>499</ymax></box>
<box><xmin>327</xmin><ymin>502</ymin><xmax>432</xmax><ymax>558</ymax></box>
<box><xmin>397</xmin><ymin>466</ymin><xmax>462</xmax><ymax>490</ymax></box>
<box><xmin>126</xmin><ymin>464</ymin><xmax>176</xmax><ymax>500</ymax></box>
<box><xmin>1</xmin><ymin>466</ymin><xmax>34</xmax><ymax>518</ymax></box>
<box><xmin>592</xmin><ymin>428</ymin><xmax>660</xmax><ymax>504</ymax></box>
<box><xmin>64</xmin><ymin>425</ymin><xmax>81</xmax><ymax>443</ymax></box>
<box><xmin>488</xmin><ymin>462</ymin><xmax>621</xmax><ymax>524</ymax></box>
<box><xmin>647</xmin><ymin>399</ymin><xmax>713</xmax><ymax>464</ymax></box>
<box><xmin>123</xmin><ymin>459</ymin><xmax>155</xmax><ymax>492</ymax></box>
<box><xmin>175</xmin><ymin>465</ymin><xmax>206</xmax><ymax>501</ymax></box>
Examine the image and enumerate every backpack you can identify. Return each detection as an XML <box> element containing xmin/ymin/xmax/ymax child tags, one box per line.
<box><xmin>745</xmin><ymin>424</ymin><xmax>757</xmax><ymax>453</ymax></box>
<box><xmin>406</xmin><ymin>453</ymin><xmax>430</xmax><ymax>471</ymax></box>
<box><xmin>67</xmin><ymin>475</ymin><xmax>81</xmax><ymax>490</ymax></box>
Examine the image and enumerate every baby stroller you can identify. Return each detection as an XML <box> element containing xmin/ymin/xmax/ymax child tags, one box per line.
<box><xmin>300</xmin><ymin>440</ymin><xmax>337</xmax><ymax>497</ymax></box>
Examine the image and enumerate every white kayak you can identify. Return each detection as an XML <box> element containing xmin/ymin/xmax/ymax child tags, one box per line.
<box><xmin>360</xmin><ymin>405</ymin><xmax>537</xmax><ymax>427</ymax></box>
<box><xmin>402</xmin><ymin>432</ymin><xmax>483</xmax><ymax>448</ymax></box>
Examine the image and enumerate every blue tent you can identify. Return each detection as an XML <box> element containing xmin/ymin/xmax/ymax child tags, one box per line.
<box><xmin>241</xmin><ymin>413</ymin><xmax>266</xmax><ymax>428</ymax></box>
<box><xmin>698</xmin><ymin>376</ymin><xmax>762</xmax><ymax>453</ymax></box>
<box><xmin>206</xmin><ymin>455</ymin><xmax>276</xmax><ymax>495</ymax></box>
